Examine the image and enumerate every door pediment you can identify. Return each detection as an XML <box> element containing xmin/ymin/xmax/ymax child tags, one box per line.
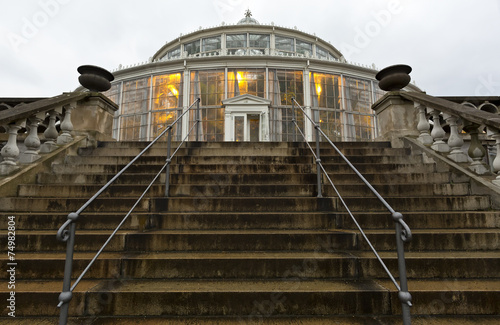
<box><xmin>222</xmin><ymin>94</ymin><xmax>271</xmax><ymax>107</ymax></box>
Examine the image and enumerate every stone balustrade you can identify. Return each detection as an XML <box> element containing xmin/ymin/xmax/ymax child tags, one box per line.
<box><xmin>0</xmin><ymin>92</ymin><xmax>118</xmax><ymax>176</ymax></box>
<box><xmin>373</xmin><ymin>90</ymin><xmax>500</xmax><ymax>187</ymax></box>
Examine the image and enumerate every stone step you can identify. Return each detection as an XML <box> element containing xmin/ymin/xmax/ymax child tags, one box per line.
<box><xmin>50</xmin><ymin>161</ymin><xmax>436</xmax><ymax>175</ymax></box>
<box><xmin>17</xmin><ymin>182</ymin><xmax>471</xmax><ymax>198</ymax></box>
<box><xmin>37</xmin><ymin>170</ymin><xmax>460</xmax><ymax>185</ymax></box>
<box><xmin>355</xmin><ymin>251</ymin><xmax>500</xmax><ymax>279</ymax></box>
<box><xmin>359</xmin><ymin>229</ymin><xmax>499</xmax><ymax>251</ymax></box>
<box><xmin>2</xmin><ymin>251</ymin><xmax>356</xmax><ymax>280</ymax></box>
<box><xmin>62</xmin><ymin>153</ymin><xmax>424</xmax><ymax>168</ymax></box>
<box><xmin>9</xmin><ymin>229</ymin><xmax>358</xmax><ymax>252</ymax></box>
<box><xmin>382</xmin><ymin>279</ymin><xmax>500</xmax><ymax>316</ymax></box>
<box><xmin>174</xmin><ymin>154</ymin><xmax>420</xmax><ymax>165</ymax></box>
<box><xmin>0</xmin><ymin>196</ymin><xmax>491</xmax><ymax>213</ymax></box>
<box><xmin>94</xmin><ymin>140</ymin><xmax>392</xmax><ymax>149</ymax></box>
<box><xmin>8</xmin><ymin>228</ymin><xmax>498</xmax><ymax>253</ymax></box>
<box><xmin>78</xmin><ymin>146</ymin><xmax>412</xmax><ymax>158</ymax></box>
<box><xmin>4</xmin><ymin>279</ymin><xmax>498</xmax><ymax>317</ymax></box>
<box><xmin>4</xmin><ymin>315</ymin><xmax>500</xmax><ymax>325</ymax></box>
<box><xmin>2</xmin><ymin>211</ymin><xmax>498</xmax><ymax>231</ymax></box>
<box><xmin>160</xmin><ymin>196</ymin><xmax>491</xmax><ymax>213</ymax></box>
<box><xmin>5</xmin><ymin>251</ymin><xmax>499</xmax><ymax>280</ymax></box>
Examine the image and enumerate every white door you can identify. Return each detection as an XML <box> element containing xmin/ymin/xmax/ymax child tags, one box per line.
<box><xmin>233</xmin><ymin>113</ymin><xmax>247</xmax><ymax>142</ymax></box>
<box><xmin>232</xmin><ymin>113</ymin><xmax>261</xmax><ymax>142</ymax></box>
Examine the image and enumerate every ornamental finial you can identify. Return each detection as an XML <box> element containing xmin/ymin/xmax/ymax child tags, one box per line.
<box><xmin>245</xmin><ymin>9</ymin><xmax>252</xmax><ymax>18</ymax></box>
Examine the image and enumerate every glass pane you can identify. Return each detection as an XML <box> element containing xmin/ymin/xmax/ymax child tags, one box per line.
<box><xmin>249</xmin><ymin>115</ymin><xmax>260</xmax><ymax>142</ymax></box>
<box><xmin>185</xmin><ymin>40</ymin><xmax>200</xmax><ymax>55</ymax></box>
<box><xmin>345</xmin><ymin>77</ymin><xmax>372</xmax><ymax>114</ymax></box>
<box><xmin>316</xmin><ymin>46</ymin><xmax>329</xmax><ymax>59</ymax></box>
<box><xmin>190</xmin><ymin>70</ymin><xmax>225</xmax><ymax>142</ymax></box>
<box><xmin>269</xmin><ymin>69</ymin><xmax>304</xmax><ymax>106</ymax></box>
<box><xmin>296</xmin><ymin>40</ymin><xmax>312</xmax><ymax>55</ymax></box>
<box><xmin>227</xmin><ymin>34</ymin><xmax>247</xmax><ymax>48</ymax></box>
<box><xmin>275</xmin><ymin>36</ymin><xmax>294</xmax><ymax>52</ymax></box>
<box><xmin>202</xmin><ymin>36</ymin><xmax>221</xmax><ymax>53</ymax></box>
<box><xmin>249</xmin><ymin>34</ymin><xmax>270</xmax><ymax>48</ymax></box>
<box><xmin>227</xmin><ymin>69</ymin><xmax>266</xmax><ymax>98</ymax></box>
<box><xmin>152</xmin><ymin>73</ymin><xmax>183</xmax><ymax>110</ymax></box>
<box><xmin>234</xmin><ymin>116</ymin><xmax>244</xmax><ymax>142</ymax></box>
<box><xmin>122</xmin><ymin>78</ymin><xmax>150</xmax><ymax>115</ymax></box>
<box><xmin>311</xmin><ymin>72</ymin><xmax>342</xmax><ymax>110</ymax></box>
<box><xmin>168</xmin><ymin>46</ymin><xmax>181</xmax><ymax>59</ymax></box>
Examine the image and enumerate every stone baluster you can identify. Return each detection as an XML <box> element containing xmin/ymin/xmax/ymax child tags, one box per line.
<box><xmin>464</xmin><ymin>123</ymin><xmax>489</xmax><ymax>175</ymax></box>
<box><xmin>429</xmin><ymin>108</ymin><xmax>450</xmax><ymax>152</ymax></box>
<box><xmin>491</xmin><ymin>128</ymin><xmax>500</xmax><ymax>187</ymax></box>
<box><xmin>443</xmin><ymin>113</ymin><xmax>468</xmax><ymax>163</ymax></box>
<box><xmin>415</xmin><ymin>104</ymin><xmax>433</xmax><ymax>145</ymax></box>
<box><xmin>20</xmin><ymin>112</ymin><xmax>45</xmax><ymax>164</ymax></box>
<box><xmin>40</xmin><ymin>109</ymin><xmax>60</xmax><ymax>153</ymax></box>
<box><xmin>57</xmin><ymin>105</ymin><xmax>74</xmax><ymax>145</ymax></box>
<box><xmin>0</xmin><ymin>119</ymin><xmax>26</xmax><ymax>176</ymax></box>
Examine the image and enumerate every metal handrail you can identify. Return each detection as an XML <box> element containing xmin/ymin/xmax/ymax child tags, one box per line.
<box><xmin>292</xmin><ymin>98</ymin><xmax>412</xmax><ymax>325</ymax></box>
<box><xmin>56</xmin><ymin>98</ymin><xmax>201</xmax><ymax>325</ymax></box>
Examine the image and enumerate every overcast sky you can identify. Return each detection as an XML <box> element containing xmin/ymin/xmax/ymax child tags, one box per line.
<box><xmin>1</xmin><ymin>0</ymin><xmax>499</xmax><ymax>98</ymax></box>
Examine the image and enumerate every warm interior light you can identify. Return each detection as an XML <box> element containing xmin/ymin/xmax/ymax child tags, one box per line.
<box><xmin>168</xmin><ymin>85</ymin><xmax>179</xmax><ymax>97</ymax></box>
<box><xmin>316</xmin><ymin>85</ymin><xmax>322</xmax><ymax>95</ymax></box>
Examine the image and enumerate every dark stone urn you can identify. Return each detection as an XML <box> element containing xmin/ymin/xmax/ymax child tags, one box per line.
<box><xmin>375</xmin><ymin>64</ymin><xmax>412</xmax><ymax>91</ymax></box>
<box><xmin>77</xmin><ymin>65</ymin><xmax>114</xmax><ymax>92</ymax></box>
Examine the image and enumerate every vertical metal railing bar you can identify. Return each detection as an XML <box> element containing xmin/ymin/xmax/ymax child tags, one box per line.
<box><xmin>291</xmin><ymin>98</ymin><xmax>412</xmax><ymax>324</ymax></box>
<box><xmin>57</xmin><ymin>222</ymin><xmax>75</xmax><ymax>325</ymax></box>
<box><xmin>314</xmin><ymin>124</ymin><xmax>323</xmax><ymax>198</ymax></box>
<box><xmin>164</xmin><ymin>128</ymin><xmax>173</xmax><ymax>197</ymax></box>
<box><xmin>56</xmin><ymin>98</ymin><xmax>200</xmax><ymax>325</ymax></box>
<box><xmin>196</xmin><ymin>99</ymin><xmax>201</xmax><ymax>141</ymax></box>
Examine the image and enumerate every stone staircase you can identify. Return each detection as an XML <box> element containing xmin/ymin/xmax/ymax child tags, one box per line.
<box><xmin>0</xmin><ymin>141</ymin><xmax>499</xmax><ymax>324</ymax></box>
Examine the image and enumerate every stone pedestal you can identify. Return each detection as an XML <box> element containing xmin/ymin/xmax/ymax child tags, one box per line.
<box><xmin>71</xmin><ymin>94</ymin><xmax>118</xmax><ymax>142</ymax></box>
<box><xmin>372</xmin><ymin>92</ymin><xmax>419</xmax><ymax>147</ymax></box>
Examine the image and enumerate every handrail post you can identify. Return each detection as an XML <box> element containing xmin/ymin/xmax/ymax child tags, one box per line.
<box><xmin>165</xmin><ymin>127</ymin><xmax>172</xmax><ymax>197</ymax></box>
<box><xmin>196</xmin><ymin>98</ymin><xmax>200</xmax><ymax>142</ymax></box>
<box><xmin>58</xmin><ymin>221</ymin><xmax>76</xmax><ymax>325</ymax></box>
<box><xmin>315</xmin><ymin>123</ymin><xmax>322</xmax><ymax>198</ymax></box>
<box><xmin>393</xmin><ymin>212</ymin><xmax>412</xmax><ymax>325</ymax></box>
